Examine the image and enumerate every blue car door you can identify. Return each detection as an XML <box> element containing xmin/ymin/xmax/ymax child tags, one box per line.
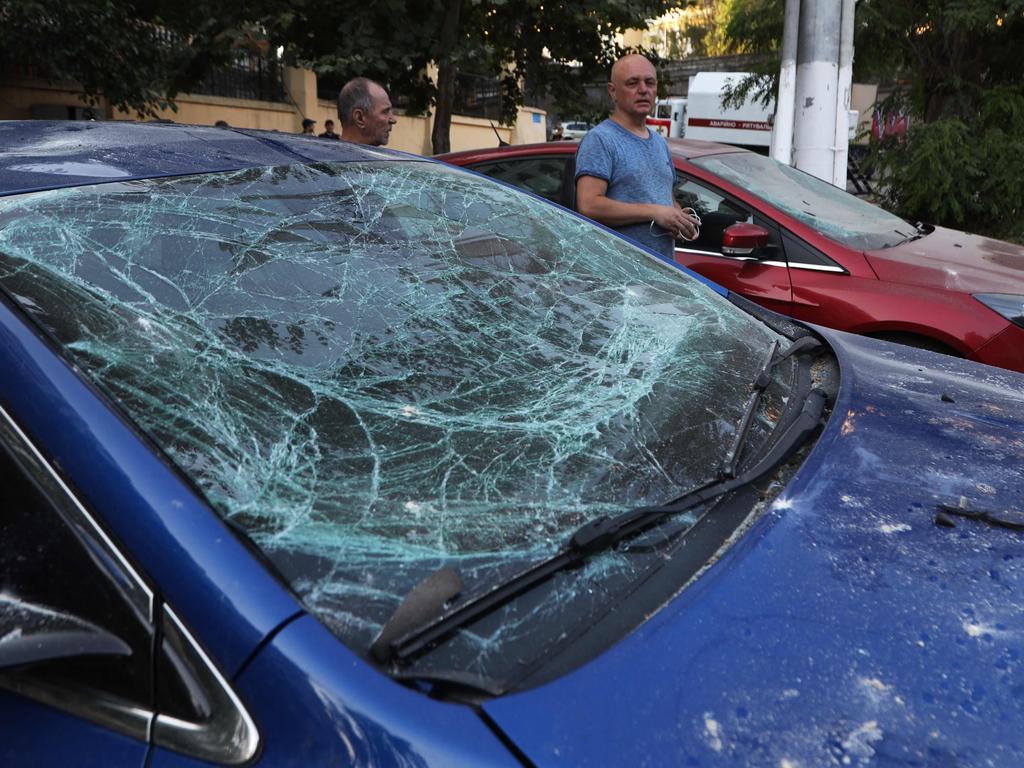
<box><xmin>0</xmin><ymin>408</ymin><xmax>153</xmax><ymax>768</ymax></box>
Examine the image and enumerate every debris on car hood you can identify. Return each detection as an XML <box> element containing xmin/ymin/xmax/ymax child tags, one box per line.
<box><xmin>483</xmin><ymin>328</ymin><xmax>1024</xmax><ymax>767</ymax></box>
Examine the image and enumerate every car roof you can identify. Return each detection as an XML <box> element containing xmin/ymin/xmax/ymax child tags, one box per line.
<box><xmin>0</xmin><ymin>120</ymin><xmax>427</xmax><ymax>197</ymax></box>
<box><xmin>664</xmin><ymin>136</ymin><xmax>751</xmax><ymax>160</ymax></box>
<box><xmin>437</xmin><ymin>137</ymin><xmax>746</xmax><ymax>165</ymax></box>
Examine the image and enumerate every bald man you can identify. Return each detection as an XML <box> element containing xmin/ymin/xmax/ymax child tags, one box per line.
<box><xmin>338</xmin><ymin>77</ymin><xmax>397</xmax><ymax>146</ymax></box>
<box><xmin>575</xmin><ymin>54</ymin><xmax>697</xmax><ymax>258</ymax></box>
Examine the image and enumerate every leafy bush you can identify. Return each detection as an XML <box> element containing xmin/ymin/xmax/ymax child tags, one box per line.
<box><xmin>869</xmin><ymin>87</ymin><xmax>1024</xmax><ymax>242</ymax></box>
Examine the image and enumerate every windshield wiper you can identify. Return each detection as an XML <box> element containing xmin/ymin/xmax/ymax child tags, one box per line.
<box><xmin>935</xmin><ymin>502</ymin><xmax>1024</xmax><ymax>532</ymax></box>
<box><xmin>720</xmin><ymin>335</ymin><xmax>820</xmax><ymax>480</ymax></box>
<box><xmin>719</xmin><ymin>339</ymin><xmax>778</xmax><ymax>480</ymax></box>
<box><xmin>891</xmin><ymin>221</ymin><xmax>932</xmax><ymax>246</ymax></box>
<box><xmin>374</xmin><ymin>346</ymin><xmax>826</xmax><ymax>666</ymax></box>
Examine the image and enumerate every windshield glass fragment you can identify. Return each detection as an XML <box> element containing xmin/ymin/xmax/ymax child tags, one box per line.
<box><xmin>0</xmin><ymin>160</ymin><xmax>791</xmax><ymax>685</ymax></box>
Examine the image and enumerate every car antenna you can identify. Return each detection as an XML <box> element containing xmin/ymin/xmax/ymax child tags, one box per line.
<box><xmin>489</xmin><ymin>121</ymin><xmax>509</xmax><ymax>147</ymax></box>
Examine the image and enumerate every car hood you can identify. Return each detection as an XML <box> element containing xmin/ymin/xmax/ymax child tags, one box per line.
<box><xmin>864</xmin><ymin>225</ymin><xmax>1024</xmax><ymax>294</ymax></box>
<box><xmin>482</xmin><ymin>328</ymin><xmax>1024</xmax><ymax>766</ymax></box>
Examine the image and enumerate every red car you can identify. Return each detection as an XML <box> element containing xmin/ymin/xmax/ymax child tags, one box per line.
<box><xmin>438</xmin><ymin>139</ymin><xmax>1024</xmax><ymax>372</ymax></box>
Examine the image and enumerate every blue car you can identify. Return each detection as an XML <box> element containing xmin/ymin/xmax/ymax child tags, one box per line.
<box><xmin>1</xmin><ymin>120</ymin><xmax>1023</xmax><ymax>767</ymax></box>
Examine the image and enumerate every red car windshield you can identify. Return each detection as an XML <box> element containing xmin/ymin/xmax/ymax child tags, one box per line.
<box><xmin>692</xmin><ymin>152</ymin><xmax>916</xmax><ymax>251</ymax></box>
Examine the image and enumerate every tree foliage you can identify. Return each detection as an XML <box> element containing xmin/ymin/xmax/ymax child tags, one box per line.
<box><xmin>650</xmin><ymin>2</ymin><xmax>732</xmax><ymax>59</ymax></box>
<box><xmin>2</xmin><ymin>0</ymin><xmax>680</xmax><ymax>151</ymax></box>
<box><xmin>720</xmin><ymin>0</ymin><xmax>1024</xmax><ymax>240</ymax></box>
<box><xmin>272</xmin><ymin>0</ymin><xmax>680</xmax><ymax>152</ymax></box>
<box><xmin>0</xmin><ymin>0</ymin><xmax>273</xmax><ymax>117</ymax></box>
<box><xmin>714</xmin><ymin>0</ymin><xmax>781</xmax><ymax>107</ymax></box>
<box><xmin>870</xmin><ymin>88</ymin><xmax>1024</xmax><ymax>241</ymax></box>
<box><xmin>720</xmin><ymin>0</ymin><xmax>783</xmax><ymax>58</ymax></box>
<box><xmin>856</xmin><ymin>1</ymin><xmax>1024</xmax><ymax>240</ymax></box>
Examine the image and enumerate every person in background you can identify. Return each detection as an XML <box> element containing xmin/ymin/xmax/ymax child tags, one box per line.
<box><xmin>319</xmin><ymin>119</ymin><xmax>340</xmax><ymax>139</ymax></box>
<box><xmin>301</xmin><ymin>118</ymin><xmax>316</xmax><ymax>135</ymax></box>
<box><xmin>214</xmin><ymin>119</ymin><xmax>230</xmax><ymax>128</ymax></box>
<box><xmin>337</xmin><ymin>78</ymin><xmax>397</xmax><ymax>147</ymax></box>
<box><xmin>574</xmin><ymin>54</ymin><xmax>697</xmax><ymax>259</ymax></box>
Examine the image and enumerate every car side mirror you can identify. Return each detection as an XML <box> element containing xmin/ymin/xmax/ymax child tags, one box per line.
<box><xmin>722</xmin><ymin>222</ymin><xmax>770</xmax><ymax>256</ymax></box>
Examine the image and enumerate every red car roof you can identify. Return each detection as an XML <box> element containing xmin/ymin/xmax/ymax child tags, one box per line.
<box><xmin>436</xmin><ymin>138</ymin><xmax>745</xmax><ymax>164</ymax></box>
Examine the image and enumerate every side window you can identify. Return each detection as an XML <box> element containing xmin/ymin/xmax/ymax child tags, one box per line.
<box><xmin>672</xmin><ymin>175</ymin><xmax>753</xmax><ymax>256</ymax></box>
<box><xmin>781</xmin><ymin>230</ymin><xmax>845</xmax><ymax>271</ymax></box>
<box><xmin>0</xmin><ymin>411</ymin><xmax>258</xmax><ymax>764</ymax></box>
<box><xmin>470</xmin><ymin>156</ymin><xmax>571</xmax><ymax>205</ymax></box>
<box><xmin>0</xmin><ymin>423</ymin><xmax>154</xmax><ymax>742</ymax></box>
<box><xmin>673</xmin><ymin>175</ymin><xmax>788</xmax><ymax>261</ymax></box>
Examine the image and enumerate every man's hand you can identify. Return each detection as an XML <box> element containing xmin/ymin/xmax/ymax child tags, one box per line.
<box><xmin>577</xmin><ymin>176</ymin><xmax>700</xmax><ymax>241</ymax></box>
<box><xmin>652</xmin><ymin>205</ymin><xmax>698</xmax><ymax>241</ymax></box>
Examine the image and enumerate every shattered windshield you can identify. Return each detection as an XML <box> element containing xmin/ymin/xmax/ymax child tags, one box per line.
<box><xmin>0</xmin><ymin>160</ymin><xmax>789</xmax><ymax>687</ymax></box>
<box><xmin>692</xmin><ymin>152</ymin><xmax>915</xmax><ymax>250</ymax></box>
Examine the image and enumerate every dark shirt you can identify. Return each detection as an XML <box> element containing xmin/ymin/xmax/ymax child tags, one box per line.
<box><xmin>319</xmin><ymin>130</ymin><xmax>340</xmax><ymax>140</ymax></box>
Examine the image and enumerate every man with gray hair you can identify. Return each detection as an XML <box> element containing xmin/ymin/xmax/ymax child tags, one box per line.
<box><xmin>338</xmin><ymin>77</ymin><xmax>397</xmax><ymax>147</ymax></box>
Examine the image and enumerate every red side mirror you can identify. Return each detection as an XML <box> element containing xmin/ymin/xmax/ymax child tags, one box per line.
<box><xmin>722</xmin><ymin>222</ymin><xmax>769</xmax><ymax>256</ymax></box>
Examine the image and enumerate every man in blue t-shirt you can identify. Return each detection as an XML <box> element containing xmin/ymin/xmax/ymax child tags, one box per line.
<box><xmin>575</xmin><ymin>54</ymin><xmax>698</xmax><ymax>259</ymax></box>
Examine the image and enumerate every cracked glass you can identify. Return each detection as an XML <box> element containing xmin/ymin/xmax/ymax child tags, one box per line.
<box><xmin>0</xmin><ymin>159</ymin><xmax>788</xmax><ymax>689</ymax></box>
<box><xmin>692</xmin><ymin>152</ymin><xmax>914</xmax><ymax>250</ymax></box>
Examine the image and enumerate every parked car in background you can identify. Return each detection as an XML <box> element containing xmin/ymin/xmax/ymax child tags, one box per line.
<box><xmin>551</xmin><ymin>120</ymin><xmax>592</xmax><ymax>141</ymax></box>
<box><xmin>439</xmin><ymin>139</ymin><xmax>1024</xmax><ymax>373</ymax></box>
<box><xmin>3</xmin><ymin>121</ymin><xmax>1024</xmax><ymax>766</ymax></box>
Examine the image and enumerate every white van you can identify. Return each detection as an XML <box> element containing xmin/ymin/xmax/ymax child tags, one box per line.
<box><xmin>646</xmin><ymin>98</ymin><xmax>687</xmax><ymax>138</ymax></box>
<box><xmin>684</xmin><ymin>72</ymin><xmax>774</xmax><ymax>149</ymax></box>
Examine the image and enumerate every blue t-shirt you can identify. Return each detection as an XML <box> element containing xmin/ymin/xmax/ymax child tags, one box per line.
<box><xmin>575</xmin><ymin>119</ymin><xmax>676</xmax><ymax>258</ymax></box>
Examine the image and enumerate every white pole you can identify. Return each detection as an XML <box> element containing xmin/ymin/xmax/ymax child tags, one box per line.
<box><xmin>831</xmin><ymin>0</ymin><xmax>856</xmax><ymax>188</ymax></box>
<box><xmin>771</xmin><ymin>0</ymin><xmax>801</xmax><ymax>164</ymax></box>
<box><xmin>793</xmin><ymin>0</ymin><xmax>841</xmax><ymax>182</ymax></box>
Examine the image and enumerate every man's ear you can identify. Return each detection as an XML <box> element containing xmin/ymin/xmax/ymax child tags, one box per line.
<box><xmin>353</xmin><ymin>108</ymin><xmax>366</xmax><ymax>128</ymax></box>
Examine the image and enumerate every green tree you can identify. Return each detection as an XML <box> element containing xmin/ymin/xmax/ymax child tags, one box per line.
<box><xmin>0</xmin><ymin>0</ymin><xmax>273</xmax><ymax>118</ymax></box>
<box><xmin>856</xmin><ymin>1</ymin><xmax>1024</xmax><ymax>240</ymax></box>
<box><xmin>716</xmin><ymin>0</ymin><xmax>781</xmax><ymax>107</ymax></box>
<box><xmin>719</xmin><ymin>0</ymin><xmax>1024</xmax><ymax>241</ymax></box>
<box><xmin>684</xmin><ymin>0</ymin><xmax>732</xmax><ymax>58</ymax></box>
<box><xmin>274</xmin><ymin>0</ymin><xmax>680</xmax><ymax>153</ymax></box>
<box><xmin>720</xmin><ymin>0</ymin><xmax>782</xmax><ymax>57</ymax></box>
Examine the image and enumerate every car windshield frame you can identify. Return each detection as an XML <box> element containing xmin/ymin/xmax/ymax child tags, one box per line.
<box><xmin>0</xmin><ymin>158</ymin><xmax>798</xmax><ymax>691</ymax></box>
<box><xmin>691</xmin><ymin>151</ymin><xmax>917</xmax><ymax>250</ymax></box>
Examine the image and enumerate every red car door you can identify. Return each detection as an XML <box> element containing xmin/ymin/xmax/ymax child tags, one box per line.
<box><xmin>775</xmin><ymin>230</ymin><xmax>886</xmax><ymax>334</ymax></box>
<box><xmin>671</xmin><ymin>174</ymin><xmax>793</xmax><ymax>315</ymax></box>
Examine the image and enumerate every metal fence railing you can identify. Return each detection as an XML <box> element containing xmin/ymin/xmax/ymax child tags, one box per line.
<box><xmin>454</xmin><ymin>72</ymin><xmax>503</xmax><ymax>120</ymax></box>
<box><xmin>317</xmin><ymin>75</ymin><xmax>345</xmax><ymax>104</ymax></box>
<box><xmin>190</xmin><ymin>54</ymin><xmax>287</xmax><ymax>103</ymax></box>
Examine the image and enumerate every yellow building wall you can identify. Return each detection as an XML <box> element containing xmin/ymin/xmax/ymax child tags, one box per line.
<box><xmin>115</xmin><ymin>93</ymin><xmax>297</xmax><ymax>132</ymax></box>
<box><xmin>851</xmin><ymin>83</ymin><xmax>879</xmax><ymax>144</ymax></box>
<box><xmin>0</xmin><ymin>78</ymin><xmax>102</xmax><ymax>120</ymax></box>
<box><xmin>511</xmin><ymin>107</ymin><xmax>547</xmax><ymax>146</ymax></box>
<box><xmin>619</xmin><ymin>29</ymin><xmax>645</xmax><ymax>49</ymax></box>
<box><xmin>1</xmin><ymin>71</ymin><xmax>546</xmax><ymax>156</ymax></box>
<box><xmin>447</xmin><ymin>116</ymin><xmax>511</xmax><ymax>155</ymax></box>
<box><xmin>309</xmin><ymin>100</ymin><xmax>544</xmax><ymax>155</ymax></box>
